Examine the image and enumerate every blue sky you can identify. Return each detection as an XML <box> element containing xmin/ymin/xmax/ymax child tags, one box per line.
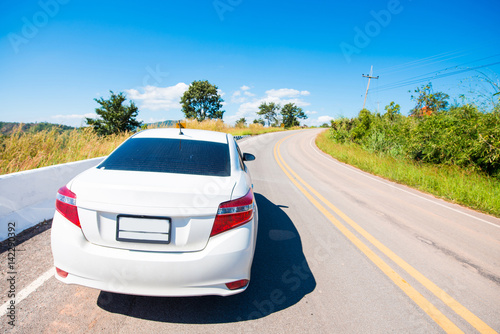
<box><xmin>1</xmin><ymin>0</ymin><xmax>499</xmax><ymax>127</ymax></box>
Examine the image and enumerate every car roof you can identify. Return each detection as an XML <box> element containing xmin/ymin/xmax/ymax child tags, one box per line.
<box><xmin>133</xmin><ymin>128</ymin><xmax>230</xmax><ymax>144</ymax></box>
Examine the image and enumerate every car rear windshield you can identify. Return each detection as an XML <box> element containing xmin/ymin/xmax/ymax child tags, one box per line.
<box><xmin>97</xmin><ymin>138</ymin><xmax>231</xmax><ymax>176</ymax></box>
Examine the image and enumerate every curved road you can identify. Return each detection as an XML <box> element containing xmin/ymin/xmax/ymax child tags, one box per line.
<box><xmin>1</xmin><ymin>129</ymin><xmax>500</xmax><ymax>333</ymax></box>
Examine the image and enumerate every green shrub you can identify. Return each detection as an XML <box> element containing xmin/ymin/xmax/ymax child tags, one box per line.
<box><xmin>328</xmin><ymin>103</ymin><xmax>500</xmax><ymax>178</ymax></box>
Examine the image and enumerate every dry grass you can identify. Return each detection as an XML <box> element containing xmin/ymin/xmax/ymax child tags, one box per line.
<box><xmin>147</xmin><ymin>119</ymin><xmax>289</xmax><ymax>136</ymax></box>
<box><xmin>0</xmin><ymin>120</ymin><xmax>289</xmax><ymax>175</ymax></box>
<box><xmin>0</xmin><ymin>126</ymin><xmax>129</xmax><ymax>175</ymax></box>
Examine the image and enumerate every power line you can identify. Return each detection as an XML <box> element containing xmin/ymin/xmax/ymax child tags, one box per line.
<box><xmin>377</xmin><ymin>41</ymin><xmax>497</xmax><ymax>75</ymax></box>
<box><xmin>376</xmin><ymin>54</ymin><xmax>500</xmax><ymax>90</ymax></box>
<box><xmin>377</xmin><ymin>50</ymin><xmax>466</xmax><ymax>74</ymax></box>
<box><xmin>372</xmin><ymin>60</ymin><xmax>500</xmax><ymax>93</ymax></box>
<box><xmin>379</xmin><ymin>54</ymin><xmax>469</xmax><ymax>76</ymax></box>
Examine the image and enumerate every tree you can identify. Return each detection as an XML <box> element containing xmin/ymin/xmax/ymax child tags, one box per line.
<box><xmin>350</xmin><ymin>108</ymin><xmax>373</xmax><ymax>141</ymax></box>
<box><xmin>410</xmin><ymin>83</ymin><xmax>449</xmax><ymax>116</ymax></box>
<box><xmin>253</xmin><ymin>118</ymin><xmax>265</xmax><ymax>126</ymax></box>
<box><xmin>235</xmin><ymin>117</ymin><xmax>246</xmax><ymax>128</ymax></box>
<box><xmin>281</xmin><ymin>103</ymin><xmax>307</xmax><ymax>128</ymax></box>
<box><xmin>180</xmin><ymin>80</ymin><xmax>224</xmax><ymax>121</ymax></box>
<box><xmin>384</xmin><ymin>101</ymin><xmax>401</xmax><ymax>121</ymax></box>
<box><xmin>86</xmin><ymin>91</ymin><xmax>142</xmax><ymax>136</ymax></box>
<box><xmin>257</xmin><ymin>102</ymin><xmax>280</xmax><ymax>126</ymax></box>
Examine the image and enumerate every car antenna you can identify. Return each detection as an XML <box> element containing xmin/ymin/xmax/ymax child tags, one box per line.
<box><xmin>177</xmin><ymin>120</ymin><xmax>184</xmax><ymax>150</ymax></box>
<box><xmin>178</xmin><ymin>120</ymin><xmax>184</xmax><ymax>135</ymax></box>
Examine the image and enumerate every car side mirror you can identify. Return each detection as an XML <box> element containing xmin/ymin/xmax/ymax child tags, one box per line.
<box><xmin>243</xmin><ymin>153</ymin><xmax>255</xmax><ymax>162</ymax></box>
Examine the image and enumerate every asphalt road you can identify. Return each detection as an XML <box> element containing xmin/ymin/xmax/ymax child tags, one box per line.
<box><xmin>1</xmin><ymin>129</ymin><xmax>500</xmax><ymax>333</ymax></box>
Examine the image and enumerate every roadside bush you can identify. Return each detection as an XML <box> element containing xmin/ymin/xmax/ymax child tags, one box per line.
<box><xmin>330</xmin><ymin>110</ymin><xmax>413</xmax><ymax>158</ymax></box>
<box><xmin>329</xmin><ymin>104</ymin><xmax>500</xmax><ymax>178</ymax></box>
<box><xmin>330</xmin><ymin>117</ymin><xmax>354</xmax><ymax>143</ymax></box>
<box><xmin>407</xmin><ymin>105</ymin><xmax>500</xmax><ymax>175</ymax></box>
<box><xmin>350</xmin><ymin>108</ymin><xmax>373</xmax><ymax>141</ymax></box>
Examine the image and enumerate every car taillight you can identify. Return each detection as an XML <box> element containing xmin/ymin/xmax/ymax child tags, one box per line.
<box><xmin>210</xmin><ymin>189</ymin><xmax>254</xmax><ymax>237</ymax></box>
<box><xmin>226</xmin><ymin>279</ymin><xmax>249</xmax><ymax>290</ymax></box>
<box><xmin>55</xmin><ymin>185</ymin><xmax>81</xmax><ymax>228</ymax></box>
<box><xmin>56</xmin><ymin>267</ymin><xmax>69</xmax><ymax>278</ymax></box>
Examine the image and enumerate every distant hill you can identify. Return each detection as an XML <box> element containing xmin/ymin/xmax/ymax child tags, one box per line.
<box><xmin>0</xmin><ymin>122</ymin><xmax>75</xmax><ymax>136</ymax></box>
<box><xmin>0</xmin><ymin>120</ymin><xmax>178</xmax><ymax>136</ymax></box>
<box><xmin>147</xmin><ymin>120</ymin><xmax>178</xmax><ymax>128</ymax></box>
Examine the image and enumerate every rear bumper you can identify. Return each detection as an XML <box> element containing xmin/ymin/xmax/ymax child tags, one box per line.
<box><xmin>50</xmin><ymin>211</ymin><xmax>257</xmax><ymax>297</ymax></box>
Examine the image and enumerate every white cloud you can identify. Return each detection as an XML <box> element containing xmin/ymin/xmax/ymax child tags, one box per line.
<box><xmin>318</xmin><ymin>115</ymin><xmax>334</xmax><ymax>123</ymax></box>
<box><xmin>126</xmin><ymin>83</ymin><xmax>189</xmax><ymax>111</ymax></box>
<box><xmin>305</xmin><ymin>110</ymin><xmax>318</xmax><ymax>115</ymax></box>
<box><xmin>238</xmin><ymin>100</ymin><xmax>265</xmax><ymax>115</ymax></box>
<box><xmin>231</xmin><ymin>90</ymin><xmax>247</xmax><ymax>104</ymax></box>
<box><xmin>282</xmin><ymin>98</ymin><xmax>310</xmax><ymax>108</ymax></box>
<box><xmin>230</xmin><ymin>86</ymin><xmax>255</xmax><ymax>104</ymax></box>
<box><xmin>226</xmin><ymin>100</ymin><xmax>261</xmax><ymax>125</ymax></box>
<box><xmin>51</xmin><ymin>113</ymin><xmax>95</xmax><ymax>127</ymax></box>
<box><xmin>52</xmin><ymin>113</ymin><xmax>95</xmax><ymax>120</ymax></box>
<box><xmin>226</xmin><ymin>87</ymin><xmax>311</xmax><ymax>125</ymax></box>
<box><xmin>303</xmin><ymin>115</ymin><xmax>334</xmax><ymax>127</ymax></box>
<box><xmin>265</xmin><ymin>88</ymin><xmax>310</xmax><ymax>99</ymax></box>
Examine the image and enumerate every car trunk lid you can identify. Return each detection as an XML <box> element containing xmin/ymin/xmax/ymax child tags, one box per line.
<box><xmin>70</xmin><ymin>168</ymin><xmax>235</xmax><ymax>252</ymax></box>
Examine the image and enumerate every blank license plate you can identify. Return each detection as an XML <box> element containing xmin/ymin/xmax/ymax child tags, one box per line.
<box><xmin>116</xmin><ymin>215</ymin><xmax>171</xmax><ymax>244</ymax></box>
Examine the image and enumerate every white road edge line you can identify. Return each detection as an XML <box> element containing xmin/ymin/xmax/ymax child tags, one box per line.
<box><xmin>1</xmin><ymin>267</ymin><xmax>54</xmax><ymax>317</ymax></box>
<box><xmin>309</xmin><ymin>136</ymin><xmax>500</xmax><ymax>230</ymax></box>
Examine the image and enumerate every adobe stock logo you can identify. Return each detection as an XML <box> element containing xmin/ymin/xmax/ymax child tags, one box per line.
<box><xmin>8</xmin><ymin>0</ymin><xmax>70</xmax><ymax>54</ymax></box>
<box><xmin>339</xmin><ymin>0</ymin><xmax>404</xmax><ymax>63</ymax></box>
<box><xmin>142</xmin><ymin>64</ymin><xmax>169</xmax><ymax>87</ymax></box>
<box><xmin>213</xmin><ymin>0</ymin><xmax>242</xmax><ymax>21</ymax></box>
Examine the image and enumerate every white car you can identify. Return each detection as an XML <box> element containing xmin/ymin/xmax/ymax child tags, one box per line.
<box><xmin>51</xmin><ymin>128</ymin><xmax>258</xmax><ymax>297</ymax></box>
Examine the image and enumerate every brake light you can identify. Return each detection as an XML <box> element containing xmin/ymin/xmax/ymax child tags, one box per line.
<box><xmin>210</xmin><ymin>189</ymin><xmax>254</xmax><ymax>237</ymax></box>
<box><xmin>226</xmin><ymin>279</ymin><xmax>249</xmax><ymax>290</ymax></box>
<box><xmin>56</xmin><ymin>267</ymin><xmax>69</xmax><ymax>278</ymax></box>
<box><xmin>56</xmin><ymin>185</ymin><xmax>81</xmax><ymax>228</ymax></box>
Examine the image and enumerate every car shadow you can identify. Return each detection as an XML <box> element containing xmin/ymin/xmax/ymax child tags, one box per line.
<box><xmin>96</xmin><ymin>193</ymin><xmax>316</xmax><ymax>323</ymax></box>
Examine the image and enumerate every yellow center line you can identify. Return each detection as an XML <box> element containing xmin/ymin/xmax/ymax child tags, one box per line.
<box><xmin>274</xmin><ymin>132</ymin><xmax>496</xmax><ymax>334</ymax></box>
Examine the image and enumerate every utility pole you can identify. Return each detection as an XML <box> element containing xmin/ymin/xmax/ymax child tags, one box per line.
<box><xmin>362</xmin><ymin>66</ymin><xmax>379</xmax><ymax>109</ymax></box>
